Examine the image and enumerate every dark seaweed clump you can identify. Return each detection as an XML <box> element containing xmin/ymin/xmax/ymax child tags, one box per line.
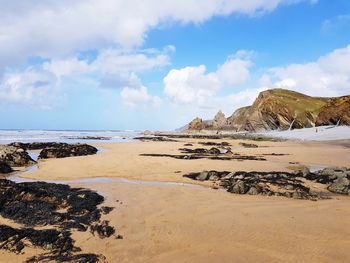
<box><xmin>0</xmin><ymin>179</ymin><xmax>117</xmax><ymax>262</ymax></box>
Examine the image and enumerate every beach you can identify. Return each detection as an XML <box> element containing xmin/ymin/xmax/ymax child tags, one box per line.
<box><xmin>1</xmin><ymin>136</ymin><xmax>350</xmax><ymax>262</ymax></box>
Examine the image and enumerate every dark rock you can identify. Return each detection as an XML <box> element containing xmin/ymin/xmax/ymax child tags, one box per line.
<box><xmin>38</xmin><ymin>143</ymin><xmax>98</xmax><ymax>159</ymax></box>
<box><xmin>199</xmin><ymin>141</ymin><xmax>231</xmax><ymax>147</ymax></box>
<box><xmin>90</xmin><ymin>220</ymin><xmax>115</xmax><ymax>238</ymax></box>
<box><xmin>100</xmin><ymin>206</ymin><xmax>114</xmax><ymax>215</ymax></box>
<box><xmin>0</xmin><ymin>162</ymin><xmax>12</xmax><ymax>174</ymax></box>
<box><xmin>208</xmin><ymin>147</ymin><xmax>221</xmax><ymax>155</ymax></box>
<box><xmin>184</xmin><ymin>170</ymin><xmax>320</xmax><ymax>200</ymax></box>
<box><xmin>134</xmin><ymin>136</ymin><xmax>177</xmax><ymax>142</ymax></box>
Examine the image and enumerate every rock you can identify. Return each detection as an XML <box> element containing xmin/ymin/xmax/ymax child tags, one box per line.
<box><xmin>212</xmin><ymin>110</ymin><xmax>227</xmax><ymax>128</ymax></box>
<box><xmin>328</xmin><ymin>177</ymin><xmax>350</xmax><ymax>195</ymax></box>
<box><xmin>197</xmin><ymin>171</ymin><xmax>209</xmax><ymax>181</ymax></box>
<box><xmin>0</xmin><ymin>145</ymin><xmax>35</xmax><ymax>167</ymax></box>
<box><xmin>0</xmin><ymin>162</ymin><xmax>12</xmax><ymax>173</ymax></box>
<box><xmin>247</xmin><ymin>186</ymin><xmax>261</xmax><ymax>195</ymax></box>
<box><xmin>134</xmin><ymin>136</ymin><xmax>177</xmax><ymax>142</ymax></box>
<box><xmin>208</xmin><ymin>171</ymin><xmax>220</xmax><ymax>181</ymax></box>
<box><xmin>186</xmin><ymin>88</ymin><xmax>350</xmax><ymax>132</ymax></box>
<box><xmin>38</xmin><ymin>143</ymin><xmax>98</xmax><ymax>159</ymax></box>
<box><xmin>229</xmin><ymin>181</ymin><xmax>249</xmax><ymax>194</ymax></box>
<box><xmin>188</xmin><ymin>117</ymin><xmax>205</xmax><ymax>130</ymax></box>
<box><xmin>90</xmin><ymin>220</ymin><xmax>115</xmax><ymax>238</ymax></box>
<box><xmin>209</xmin><ymin>147</ymin><xmax>221</xmax><ymax>155</ymax></box>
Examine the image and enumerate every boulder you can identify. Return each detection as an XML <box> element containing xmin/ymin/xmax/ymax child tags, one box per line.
<box><xmin>328</xmin><ymin>177</ymin><xmax>350</xmax><ymax>195</ymax></box>
<box><xmin>39</xmin><ymin>143</ymin><xmax>98</xmax><ymax>159</ymax></box>
<box><xmin>0</xmin><ymin>145</ymin><xmax>35</xmax><ymax>167</ymax></box>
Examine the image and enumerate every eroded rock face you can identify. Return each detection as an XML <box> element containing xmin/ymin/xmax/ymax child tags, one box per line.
<box><xmin>315</xmin><ymin>96</ymin><xmax>350</xmax><ymax>126</ymax></box>
<box><xmin>38</xmin><ymin>143</ymin><xmax>98</xmax><ymax>159</ymax></box>
<box><xmin>185</xmin><ymin>89</ymin><xmax>350</xmax><ymax>132</ymax></box>
<box><xmin>0</xmin><ymin>145</ymin><xmax>35</xmax><ymax>167</ymax></box>
<box><xmin>0</xmin><ymin>179</ymin><xmax>118</xmax><ymax>262</ymax></box>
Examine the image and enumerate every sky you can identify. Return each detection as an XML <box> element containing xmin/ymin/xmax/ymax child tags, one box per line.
<box><xmin>0</xmin><ymin>0</ymin><xmax>350</xmax><ymax>130</ymax></box>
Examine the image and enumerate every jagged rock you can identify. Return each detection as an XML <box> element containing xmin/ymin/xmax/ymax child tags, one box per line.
<box><xmin>0</xmin><ymin>162</ymin><xmax>12</xmax><ymax>173</ymax></box>
<box><xmin>0</xmin><ymin>145</ymin><xmax>35</xmax><ymax>167</ymax></box>
<box><xmin>38</xmin><ymin>143</ymin><xmax>98</xmax><ymax>159</ymax></box>
<box><xmin>212</xmin><ymin>110</ymin><xmax>227</xmax><ymax>128</ymax></box>
<box><xmin>188</xmin><ymin>117</ymin><xmax>205</xmax><ymax>130</ymax></box>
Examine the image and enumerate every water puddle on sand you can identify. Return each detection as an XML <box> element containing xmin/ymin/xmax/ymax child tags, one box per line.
<box><xmin>8</xmin><ymin>175</ymin><xmax>217</xmax><ymax>192</ymax></box>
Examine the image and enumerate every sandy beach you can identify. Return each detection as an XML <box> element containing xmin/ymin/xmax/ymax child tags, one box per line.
<box><xmin>0</xmin><ymin>138</ymin><xmax>349</xmax><ymax>262</ymax></box>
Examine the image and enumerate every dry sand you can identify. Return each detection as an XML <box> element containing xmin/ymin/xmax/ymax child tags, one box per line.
<box><xmin>2</xmin><ymin>138</ymin><xmax>350</xmax><ymax>262</ymax></box>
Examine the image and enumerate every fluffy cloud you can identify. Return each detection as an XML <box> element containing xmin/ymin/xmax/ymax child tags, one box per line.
<box><xmin>0</xmin><ymin>47</ymin><xmax>170</xmax><ymax>107</ymax></box>
<box><xmin>0</xmin><ymin>67</ymin><xmax>60</xmax><ymax>109</ymax></box>
<box><xmin>0</xmin><ymin>0</ymin><xmax>315</xmax><ymax>66</ymax></box>
<box><xmin>120</xmin><ymin>86</ymin><xmax>161</xmax><ymax>107</ymax></box>
<box><xmin>164</xmin><ymin>51</ymin><xmax>252</xmax><ymax>105</ymax></box>
<box><xmin>269</xmin><ymin>44</ymin><xmax>350</xmax><ymax>96</ymax></box>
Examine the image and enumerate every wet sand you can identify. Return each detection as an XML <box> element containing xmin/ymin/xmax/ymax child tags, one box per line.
<box><xmin>2</xmin><ymin>138</ymin><xmax>350</xmax><ymax>262</ymax></box>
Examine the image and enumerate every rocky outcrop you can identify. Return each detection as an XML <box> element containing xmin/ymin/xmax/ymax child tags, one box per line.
<box><xmin>0</xmin><ymin>179</ymin><xmax>118</xmax><ymax>262</ymax></box>
<box><xmin>184</xmin><ymin>167</ymin><xmax>350</xmax><ymax>199</ymax></box>
<box><xmin>38</xmin><ymin>143</ymin><xmax>98</xmax><ymax>159</ymax></box>
<box><xmin>186</xmin><ymin>89</ymin><xmax>350</xmax><ymax>132</ymax></box>
<box><xmin>315</xmin><ymin>96</ymin><xmax>350</xmax><ymax>126</ymax></box>
<box><xmin>212</xmin><ymin>110</ymin><xmax>227</xmax><ymax>128</ymax></box>
<box><xmin>303</xmin><ymin>167</ymin><xmax>350</xmax><ymax>195</ymax></box>
<box><xmin>0</xmin><ymin>145</ymin><xmax>35</xmax><ymax>167</ymax></box>
<box><xmin>188</xmin><ymin>117</ymin><xmax>205</xmax><ymax>130</ymax></box>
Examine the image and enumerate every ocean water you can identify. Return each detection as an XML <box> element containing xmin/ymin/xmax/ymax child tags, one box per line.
<box><xmin>0</xmin><ymin>129</ymin><xmax>141</xmax><ymax>144</ymax></box>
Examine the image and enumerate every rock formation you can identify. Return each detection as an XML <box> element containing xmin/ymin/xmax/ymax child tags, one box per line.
<box><xmin>186</xmin><ymin>89</ymin><xmax>350</xmax><ymax>132</ymax></box>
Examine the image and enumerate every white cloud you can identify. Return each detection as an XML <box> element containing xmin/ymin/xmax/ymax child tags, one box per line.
<box><xmin>269</xmin><ymin>44</ymin><xmax>350</xmax><ymax>96</ymax></box>
<box><xmin>164</xmin><ymin>65</ymin><xmax>221</xmax><ymax>105</ymax></box>
<box><xmin>0</xmin><ymin>47</ymin><xmax>171</xmax><ymax>107</ymax></box>
<box><xmin>0</xmin><ymin>67</ymin><xmax>61</xmax><ymax>109</ymax></box>
<box><xmin>0</xmin><ymin>0</ymin><xmax>315</xmax><ymax>66</ymax></box>
<box><xmin>120</xmin><ymin>86</ymin><xmax>161</xmax><ymax>107</ymax></box>
<box><xmin>164</xmin><ymin>51</ymin><xmax>252</xmax><ymax>105</ymax></box>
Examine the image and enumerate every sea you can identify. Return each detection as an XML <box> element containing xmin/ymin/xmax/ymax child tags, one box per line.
<box><xmin>0</xmin><ymin>129</ymin><xmax>141</xmax><ymax>144</ymax></box>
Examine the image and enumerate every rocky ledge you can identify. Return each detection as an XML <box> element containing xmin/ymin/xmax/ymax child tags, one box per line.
<box><xmin>0</xmin><ymin>179</ymin><xmax>118</xmax><ymax>262</ymax></box>
<box><xmin>184</xmin><ymin>167</ymin><xmax>350</xmax><ymax>200</ymax></box>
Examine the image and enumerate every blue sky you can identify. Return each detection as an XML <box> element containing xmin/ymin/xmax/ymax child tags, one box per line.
<box><xmin>0</xmin><ymin>0</ymin><xmax>349</xmax><ymax>130</ymax></box>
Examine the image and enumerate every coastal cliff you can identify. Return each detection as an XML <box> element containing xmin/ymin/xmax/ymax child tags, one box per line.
<box><xmin>186</xmin><ymin>89</ymin><xmax>350</xmax><ymax>132</ymax></box>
